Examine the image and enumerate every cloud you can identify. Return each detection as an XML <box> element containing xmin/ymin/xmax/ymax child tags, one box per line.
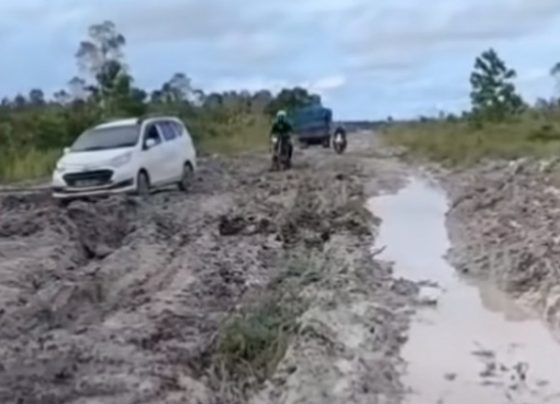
<box><xmin>338</xmin><ymin>0</ymin><xmax>560</xmax><ymax>72</ymax></box>
<box><xmin>206</xmin><ymin>74</ymin><xmax>347</xmax><ymax>99</ymax></box>
<box><xmin>310</xmin><ymin>75</ymin><xmax>347</xmax><ymax>92</ymax></box>
<box><xmin>1</xmin><ymin>0</ymin><xmax>560</xmax><ymax>118</ymax></box>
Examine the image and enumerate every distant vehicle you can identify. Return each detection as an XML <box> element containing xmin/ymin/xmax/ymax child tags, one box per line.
<box><xmin>290</xmin><ymin>105</ymin><xmax>332</xmax><ymax>148</ymax></box>
<box><xmin>333</xmin><ymin>127</ymin><xmax>347</xmax><ymax>154</ymax></box>
<box><xmin>51</xmin><ymin>116</ymin><xmax>197</xmax><ymax>201</ymax></box>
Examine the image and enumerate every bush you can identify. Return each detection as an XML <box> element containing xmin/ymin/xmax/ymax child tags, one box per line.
<box><xmin>0</xmin><ymin>148</ymin><xmax>60</xmax><ymax>183</ymax></box>
<box><xmin>384</xmin><ymin>113</ymin><xmax>560</xmax><ymax>165</ymax></box>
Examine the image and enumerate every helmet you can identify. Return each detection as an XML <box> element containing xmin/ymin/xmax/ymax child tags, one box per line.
<box><xmin>276</xmin><ymin>110</ymin><xmax>287</xmax><ymax>119</ymax></box>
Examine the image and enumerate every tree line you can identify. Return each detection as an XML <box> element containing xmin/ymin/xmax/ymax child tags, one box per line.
<box><xmin>0</xmin><ymin>20</ymin><xmax>322</xmax><ymax>159</ymax></box>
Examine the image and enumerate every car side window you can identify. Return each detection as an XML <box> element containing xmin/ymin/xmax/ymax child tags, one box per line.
<box><xmin>159</xmin><ymin>122</ymin><xmax>177</xmax><ymax>142</ymax></box>
<box><xmin>172</xmin><ymin>122</ymin><xmax>184</xmax><ymax>137</ymax></box>
<box><xmin>143</xmin><ymin>125</ymin><xmax>162</xmax><ymax>148</ymax></box>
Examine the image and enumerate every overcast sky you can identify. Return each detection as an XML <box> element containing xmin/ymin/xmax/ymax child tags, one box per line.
<box><xmin>1</xmin><ymin>0</ymin><xmax>560</xmax><ymax>119</ymax></box>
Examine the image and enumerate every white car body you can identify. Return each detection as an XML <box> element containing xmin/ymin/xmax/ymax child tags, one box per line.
<box><xmin>52</xmin><ymin>116</ymin><xmax>197</xmax><ymax>200</ymax></box>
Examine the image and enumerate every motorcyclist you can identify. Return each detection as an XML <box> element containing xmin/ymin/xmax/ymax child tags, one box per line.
<box><xmin>334</xmin><ymin>126</ymin><xmax>347</xmax><ymax>143</ymax></box>
<box><xmin>332</xmin><ymin>125</ymin><xmax>347</xmax><ymax>153</ymax></box>
<box><xmin>270</xmin><ymin>110</ymin><xmax>293</xmax><ymax>162</ymax></box>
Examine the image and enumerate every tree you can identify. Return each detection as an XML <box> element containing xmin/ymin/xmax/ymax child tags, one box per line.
<box><xmin>68</xmin><ymin>77</ymin><xmax>89</xmax><ymax>101</ymax></box>
<box><xmin>446</xmin><ymin>113</ymin><xmax>459</xmax><ymax>122</ymax></box>
<box><xmin>76</xmin><ymin>20</ymin><xmax>126</xmax><ymax>78</ymax></box>
<box><xmin>535</xmin><ymin>97</ymin><xmax>558</xmax><ymax>112</ymax></box>
<box><xmin>28</xmin><ymin>89</ymin><xmax>45</xmax><ymax>106</ymax></box>
<box><xmin>13</xmin><ymin>94</ymin><xmax>27</xmax><ymax>109</ymax></box>
<box><xmin>266</xmin><ymin>87</ymin><xmax>322</xmax><ymax>115</ymax></box>
<box><xmin>549</xmin><ymin>63</ymin><xmax>560</xmax><ymax>98</ymax></box>
<box><xmin>251</xmin><ymin>90</ymin><xmax>273</xmax><ymax>112</ymax></box>
<box><xmin>76</xmin><ymin>21</ymin><xmax>133</xmax><ymax>116</ymax></box>
<box><xmin>470</xmin><ymin>49</ymin><xmax>524</xmax><ymax>121</ymax></box>
<box><xmin>1</xmin><ymin>98</ymin><xmax>10</xmax><ymax>108</ymax></box>
<box><xmin>167</xmin><ymin>73</ymin><xmax>193</xmax><ymax>102</ymax></box>
<box><xmin>54</xmin><ymin>90</ymin><xmax>71</xmax><ymax>105</ymax></box>
<box><xmin>203</xmin><ymin>93</ymin><xmax>224</xmax><ymax>109</ymax></box>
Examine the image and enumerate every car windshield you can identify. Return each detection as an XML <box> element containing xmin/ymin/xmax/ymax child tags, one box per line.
<box><xmin>71</xmin><ymin>125</ymin><xmax>140</xmax><ymax>152</ymax></box>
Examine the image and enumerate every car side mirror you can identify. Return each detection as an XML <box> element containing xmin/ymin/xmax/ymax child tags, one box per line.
<box><xmin>144</xmin><ymin>138</ymin><xmax>156</xmax><ymax>150</ymax></box>
<box><xmin>63</xmin><ymin>147</ymin><xmax>70</xmax><ymax>155</ymax></box>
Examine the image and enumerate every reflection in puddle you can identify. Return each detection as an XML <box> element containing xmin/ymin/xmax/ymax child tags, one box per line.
<box><xmin>369</xmin><ymin>178</ymin><xmax>560</xmax><ymax>404</ymax></box>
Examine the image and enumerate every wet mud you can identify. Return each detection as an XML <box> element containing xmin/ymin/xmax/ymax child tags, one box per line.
<box><xmin>0</xmin><ymin>133</ymin><xmax>415</xmax><ymax>404</ymax></box>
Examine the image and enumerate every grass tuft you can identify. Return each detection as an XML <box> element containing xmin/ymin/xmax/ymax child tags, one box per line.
<box><xmin>211</xmin><ymin>258</ymin><xmax>312</xmax><ymax>386</ymax></box>
<box><xmin>214</xmin><ymin>298</ymin><xmax>297</xmax><ymax>383</ymax></box>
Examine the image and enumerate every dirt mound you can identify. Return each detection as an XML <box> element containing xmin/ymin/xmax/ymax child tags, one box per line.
<box><xmin>445</xmin><ymin>158</ymin><xmax>560</xmax><ymax>330</ymax></box>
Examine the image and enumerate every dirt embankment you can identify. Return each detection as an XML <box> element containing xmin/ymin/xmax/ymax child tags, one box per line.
<box><xmin>0</xmin><ymin>135</ymin><xmax>414</xmax><ymax>404</ymax></box>
<box><xmin>444</xmin><ymin>158</ymin><xmax>560</xmax><ymax>333</ymax></box>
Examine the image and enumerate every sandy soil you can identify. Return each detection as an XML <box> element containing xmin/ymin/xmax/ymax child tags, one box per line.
<box><xmin>0</xmin><ymin>133</ymin><xmax>415</xmax><ymax>404</ymax></box>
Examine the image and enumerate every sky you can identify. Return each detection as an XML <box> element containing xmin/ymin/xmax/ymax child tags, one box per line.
<box><xmin>1</xmin><ymin>0</ymin><xmax>560</xmax><ymax>120</ymax></box>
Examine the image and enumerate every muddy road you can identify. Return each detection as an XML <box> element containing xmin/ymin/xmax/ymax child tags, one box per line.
<box><xmin>2</xmin><ymin>133</ymin><xmax>560</xmax><ymax>404</ymax></box>
<box><xmin>0</xmin><ymin>134</ymin><xmax>416</xmax><ymax>404</ymax></box>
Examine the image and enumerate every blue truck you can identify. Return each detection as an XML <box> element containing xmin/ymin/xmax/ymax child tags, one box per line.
<box><xmin>290</xmin><ymin>105</ymin><xmax>333</xmax><ymax>147</ymax></box>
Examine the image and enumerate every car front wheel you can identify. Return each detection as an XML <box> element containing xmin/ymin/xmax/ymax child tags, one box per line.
<box><xmin>178</xmin><ymin>163</ymin><xmax>193</xmax><ymax>192</ymax></box>
<box><xmin>136</xmin><ymin>171</ymin><xmax>150</xmax><ymax>198</ymax></box>
<box><xmin>56</xmin><ymin>198</ymin><xmax>70</xmax><ymax>208</ymax></box>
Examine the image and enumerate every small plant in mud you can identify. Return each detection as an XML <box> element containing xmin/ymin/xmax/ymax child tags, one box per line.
<box><xmin>213</xmin><ymin>297</ymin><xmax>298</xmax><ymax>383</ymax></box>
<box><xmin>210</xmin><ymin>257</ymin><xmax>314</xmax><ymax>390</ymax></box>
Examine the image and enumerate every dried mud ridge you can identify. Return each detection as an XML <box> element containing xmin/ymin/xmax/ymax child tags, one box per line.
<box><xmin>445</xmin><ymin>158</ymin><xmax>560</xmax><ymax>333</ymax></box>
<box><xmin>0</xmin><ymin>145</ymin><xmax>414</xmax><ymax>403</ymax></box>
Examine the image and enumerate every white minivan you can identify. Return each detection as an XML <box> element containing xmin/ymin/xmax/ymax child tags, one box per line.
<box><xmin>52</xmin><ymin>116</ymin><xmax>197</xmax><ymax>200</ymax></box>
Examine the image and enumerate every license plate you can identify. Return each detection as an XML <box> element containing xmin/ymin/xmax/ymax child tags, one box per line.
<box><xmin>75</xmin><ymin>179</ymin><xmax>99</xmax><ymax>187</ymax></box>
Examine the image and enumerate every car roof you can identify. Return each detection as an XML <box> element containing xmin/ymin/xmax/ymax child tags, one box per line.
<box><xmin>95</xmin><ymin>118</ymin><xmax>139</xmax><ymax>129</ymax></box>
<box><xmin>94</xmin><ymin>116</ymin><xmax>182</xmax><ymax>130</ymax></box>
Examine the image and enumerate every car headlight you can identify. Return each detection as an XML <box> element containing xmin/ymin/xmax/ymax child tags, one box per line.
<box><xmin>55</xmin><ymin>162</ymin><xmax>67</xmax><ymax>173</ymax></box>
<box><xmin>109</xmin><ymin>152</ymin><xmax>132</xmax><ymax>168</ymax></box>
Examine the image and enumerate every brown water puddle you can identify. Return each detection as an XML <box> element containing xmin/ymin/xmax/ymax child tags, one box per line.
<box><xmin>369</xmin><ymin>178</ymin><xmax>560</xmax><ymax>404</ymax></box>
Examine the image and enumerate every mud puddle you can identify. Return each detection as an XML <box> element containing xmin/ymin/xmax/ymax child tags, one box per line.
<box><xmin>369</xmin><ymin>178</ymin><xmax>560</xmax><ymax>404</ymax></box>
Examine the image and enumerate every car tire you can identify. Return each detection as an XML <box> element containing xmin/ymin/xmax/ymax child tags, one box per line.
<box><xmin>178</xmin><ymin>163</ymin><xmax>193</xmax><ymax>192</ymax></box>
<box><xmin>136</xmin><ymin>171</ymin><xmax>150</xmax><ymax>198</ymax></box>
<box><xmin>56</xmin><ymin>198</ymin><xmax>70</xmax><ymax>208</ymax></box>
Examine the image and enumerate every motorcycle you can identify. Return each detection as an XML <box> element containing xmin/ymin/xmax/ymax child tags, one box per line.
<box><xmin>271</xmin><ymin>133</ymin><xmax>292</xmax><ymax>171</ymax></box>
<box><xmin>333</xmin><ymin>128</ymin><xmax>347</xmax><ymax>154</ymax></box>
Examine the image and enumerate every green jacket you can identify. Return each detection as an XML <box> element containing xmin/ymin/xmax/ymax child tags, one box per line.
<box><xmin>271</xmin><ymin>118</ymin><xmax>293</xmax><ymax>137</ymax></box>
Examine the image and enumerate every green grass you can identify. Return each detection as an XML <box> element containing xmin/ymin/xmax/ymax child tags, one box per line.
<box><xmin>0</xmin><ymin>148</ymin><xmax>60</xmax><ymax>184</ymax></box>
<box><xmin>384</xmin><ymin>115</ymin><xmax>560</xmax><ymax>166</ymax></box>
<box><xmin>194</xmin><ymin>114</ymin><xmax>271</xmax><ymax>156</ymax></box>
<box><xmin>214</xmin><ymin>297</ymin><xmax>297</xmax><ymax>383</ymax></box>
